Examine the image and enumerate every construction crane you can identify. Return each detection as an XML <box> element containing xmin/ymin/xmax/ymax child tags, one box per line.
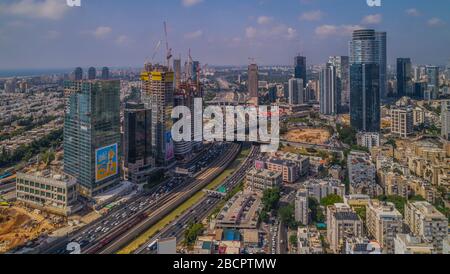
<box><xmin>163</xmin><ymin>21</ymin><xmax>173</xmax><ymax>69</ymax></box>
<box><xmin>145</xmin><ymin>40</ymin><xmax>162</xmax><ymax>64</ymax></box>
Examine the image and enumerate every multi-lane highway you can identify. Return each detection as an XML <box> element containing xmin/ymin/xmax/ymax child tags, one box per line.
<box><xmin>96</xmin><ymin>143</ymin><xmax>242</xmax><ymax>254</ymax></box>
<box><xmin>16</xmin><ymin>143</ymin><xmax>234</xmax><ymax>254</ymax></box>
<box><xmin>135</xmin><ymin>144</ymin><xmax>261</xmax><ymax>254</ymax></box>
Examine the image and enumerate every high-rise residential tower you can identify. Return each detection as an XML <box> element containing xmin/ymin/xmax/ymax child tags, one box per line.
<box><xmin>329</xmin><ymin>56</ymin><xmax>350</xmax><ymax>107</ymax></box>
<box><xmin>294</xmin><ymin>55</ymin><xmax>307</xmax><ymax>88</ymax></box>
<box><xmin>88</xmin><ymin>67</ymin><xmax>96</xmax><ymax>80</ymax></box>
<box><xmin>248</xmin><ymin>63</ymin><xmax>259</xmax><ymax>105</ymax></box>
<box><xmin>442</xmin><ymin>100</ymin><xmax>450</xmax><ymax>141</ymax></box>
<box><xmin>64</xmin><ymin>80</ymin><xmax>121</xmax><ymax>197</ymax></box>
<box><xmin>426</xmin><ymin>66</ymin><xmax>439</xmax><ymax>100</ymax></box>
<box><xmin>288</xmin><ymin>78</ymin><xmax>304</xmax><ymax>105</ymax></box>
<box><xmin>319</xmin><ymin>63</ymin><xmax>341</xmax><ymax>115</ymax></box>
<box><xmin>349</xmin><ymin>29</ymin><xmax>381</xmax><ymax>132</ymax></box>
<box><xmin>141</xmin><ymin>64</ymin><xmax>175</xmax><ymax>166</ymax></box>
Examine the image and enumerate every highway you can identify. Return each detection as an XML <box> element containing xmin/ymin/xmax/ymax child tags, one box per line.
<box><xmin>93</xmin><ymin>143</ymin><xmax>242</xmax><ymax>254</ymax></box>
<box><xmin>18</xmin><ymin>143</ymin><xmax>232</xmax><ymax>254</ymax></box>
<box><xmin>135</xmin><ymin>144</ymin><xmax>261</xmax><ymax>254</ymax></box>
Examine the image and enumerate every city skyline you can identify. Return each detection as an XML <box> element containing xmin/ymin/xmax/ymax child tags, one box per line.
<box><xmin>0</xmin><ymin>0</ymin><xmax>450</xmax><ymax>70</ymax></box>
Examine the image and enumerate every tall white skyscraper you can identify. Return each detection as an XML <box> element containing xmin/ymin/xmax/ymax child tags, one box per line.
<box><xmin>320</xmin><ymin>63</ymin><xmax>340</xmax><ymax>115</ymax></box>
<box><xmin>288</xmin><ymin>78</ymin><xmax>304</xmax><ymax>105</ymax></box>
<box><xmin>329</xmin><ymin>56</ymin><xmax>350</xmax><ymax>107</ymax></box>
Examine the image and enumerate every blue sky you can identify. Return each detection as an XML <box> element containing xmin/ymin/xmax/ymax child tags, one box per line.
<box><xmin>0</xmin><ymin>0</ymin><xmax>449</xmax><ymax>69</ymax></box>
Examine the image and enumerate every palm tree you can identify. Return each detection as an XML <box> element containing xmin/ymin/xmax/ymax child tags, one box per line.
<box><xmin>385</xmin><ymin>138</ymin><xmax>397</xmax><ymax>159</ymax></box>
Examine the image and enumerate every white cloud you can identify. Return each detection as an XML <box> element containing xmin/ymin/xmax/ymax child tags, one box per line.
<box><xmin>428</xmin><ymin>17</ymin><xmax>445</xmax><ymax>27</ymax></box>
<box><xmin>245</xmin><ymin>27</ymin><xmax>258</xmax><ymax>39</ymax></box>
<box><xmin>245</xmin><ymin>24</ymin><xmax>297</xmax><ymax>41</ymax></box>
<box><xmin>405</xmin><ymin>8</ymin><xmax>421</xmax><ymax>17</ymax></box>
<box><xmin>362</xmin><ymin>14</ymin><xmax>382</xmax><ymax>25</ymax></box>
<box><xmin>181</xmin><ymin>0</ymin><xmax>203</xmax><ymax>7</ymax></box>
<box><xmin>0</xmin><ymin>0</ymin><xmax>69</xmax><ymax>20</ymax></box>
<box><xmin>299</xmin><ymin>10</ymin><xmax>323</xmax><ymax>21</ymax></box>
<box><xmin>116</xmin><ymin>35</ymin><xmax>132</xmax><ymax>46</ymax></box>
<box><xmin>184</xmin><ymin>30</ymin><xmax>203</xmax><ymax>39</ymax></box>
<box><xmin>257</xmin><ymin>16</ymin><xmax>273</xmax><ymax>25</ymax></box>
<box><xmin>315</xmin><ymin>24</ymin><xmax>362</xmax><ymax>38</ymax></box>
<box><xmin>93</xmin><ymin>26</ymin><xmax>112</xmax><ymax>39</ymax></box>
<box><xmin>46</xmin><ymin>30</ymin><xmax>60</xmax><ymax>39</ymax></box>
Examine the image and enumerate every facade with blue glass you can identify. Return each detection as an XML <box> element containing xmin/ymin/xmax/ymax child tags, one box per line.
<box><xmin>64</xmin><ymin>80</ymin><xmax>121</xmax><ymax>197</ymax></box>
<box><xmin>349</xmin><ymin>29</ymin><xmax>381</xmax><ymax>133</ymax></box>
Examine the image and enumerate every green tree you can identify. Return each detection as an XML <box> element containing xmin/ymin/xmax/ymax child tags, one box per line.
<box><xmin>320</xmin><ymin>194</ymin><xmax>344</xmax><ymax>207</ymax></box>
<box><xmin>278</xmin><ymin>204</ymin><xmax>297</xmax><ymax>229</ymax></box>
<box><xmin>184</xmin><ymin>223</ymin><xmax>204</xmax><ymax>246</ymax></box>
<box><xmin>309</xmin><ymin>198</ymin><xmax>325</xmax><ymax>223</ymax></box>
<box><xmin>289</xmin><ymin>234</ymin><xmax>298</xmax><ymax>247</ymax></box>
<box><xmin>262</xmin><ymin>187</ymin><xmax>281</xmax><ymax>212</ymax></box>
<box><xmin>385</xmin><ymin>138</ymin><xmax>397</xmax><ymax>159</ymax></box>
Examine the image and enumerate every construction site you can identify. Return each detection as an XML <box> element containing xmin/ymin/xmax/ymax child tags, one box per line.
<box><xmin>284</xmin><ymin>128</ymin><xmax>331</xmax><ymax>145</ymax></box>
<box><xmin>0</xmin><ymin>205</ymin><xmax>60</xmax><ymax>253</ymax></box>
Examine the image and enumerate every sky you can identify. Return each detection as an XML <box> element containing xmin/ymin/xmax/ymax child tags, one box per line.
<box><xmin>0</xmin><ymin>0</ymin><xmax>450</xmax><ymax>69</ymax></box>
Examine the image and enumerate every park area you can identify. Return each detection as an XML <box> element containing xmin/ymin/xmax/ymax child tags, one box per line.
<box><xmin>284</xmin><ymin>128</ymin><xmax>331</xmax><ymax>145</ymax></box>
<box><xmin>0</xmin><ymin>206</ymin><xmax>56</xmax><ymax>253</ymax></box>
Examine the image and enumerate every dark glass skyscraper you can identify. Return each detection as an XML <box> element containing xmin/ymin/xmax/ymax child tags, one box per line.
<box><xmin>349</xmin><ymin>29</ymin><xmax>381</xmax><ymax>132</ymax></box>
<box><xmin>123</xmin><ymin>102</ymin><xmax>154</xmax><ymax>184</ymax></box>
<box><xmin>74</xmin><ymin>67</ymin><xmax>83</xmax><ymax>80</ymax></box>
<box><xmin>64</xmin><ymin>80</ymin><xmax>121</xmax><ymax>197</ymax></box>
<box><xmin>101</xmin><ymin>67</ymin><xmax>110</xmax><ymax>80</ymax></box>
<box><xmin>396</xmin><ymin>58</ymin><xmax>412</xmax><ymax>98</ymax></box>
<box><xmin>294</xmin><ymin>55</ymin><xmax>307</xmax><ymax>88</ymax></box>
<box><xmin>88</xmin><ymin>67</ymin><xmax>96</xmax><ymax>80</ymax></box>
<box><xmin>376</xmin><ymin>32</ymin><xmax>387</xmax><ymax>99</ymax></box>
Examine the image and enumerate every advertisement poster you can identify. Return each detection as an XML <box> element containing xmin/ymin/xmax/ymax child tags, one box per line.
<box><xmin>95</xmin><ymin>143</ymin><xmax>118</xmax><ymax>182</ymax></box>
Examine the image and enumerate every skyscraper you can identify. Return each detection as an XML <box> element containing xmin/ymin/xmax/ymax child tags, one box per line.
<box><xmin>426</xmin><ymin>66</ymin><xmax>439</xmax><ymax>99</ymax></box>
<box><xmin>191</xmin><ymin>61</ymin><xmax>200</xmax><ymax>83</ymax></box>
<box><xmin>320</xmin><ymin>63</ymin><xmax>340</xmax><ymax>115</ymax></box>
<box><xmin>294</xmin><ymin>55</ymin><xmax>307</xmax><ymax>88</ymax></box>
<box><xmin>329</xmin><ymin>56</ymin><xmax>350</xmax><ymax>107</ymax></box>
<box><xmin>288</xmin><ymin>78</ymin><xmax>304</xmax><ymax>105</ymax></box>
<box><xmin>141</xmin><ymin>64</ymin><xmax>175</xmax><ymax>165</ymax></box>
<box><xmin>88</xmin><ymin>67</ymin><xmax>96</xmax><ymax>80</ymax></box>
<box><xmin>123</xmin><ymin>102</ymin><xmax>154</xmax><ymax>184</ymax></box>
<box><xmin>64</xmin><ymin>80</ymin><xmax>121</xmax><ymax>197</ymax></box>
<box><xmin>442</xmin><ymin>100</ymin><xmax>450</xmax><ymax>141</ymax></box>
<box><xmin>102</xmin><ymin>67</ymin><xmax>110</xmax><ymax>80</ymax></box>
<box><xmin>173</xmin><ymin>59</ymin><xmax>182</xmax><ymax>90</ymax></box>
<box><xmin>248</xmin><ymin>63</ymin><xmax>259</xmax><ymax>105</ymax></box>
<box><xmin>396</xmin><ymin>58</ymin><xmax>413</xmax><ymax>98</ymax></box>
<box><xmin>375</xmin><ymin>32</ymin><xmax>387</xmax><ymax>99</ymax></box>
<box><xmin>349</xmin><ymin>29</ymin><xmax>381</xmax><ymax>132</ymax></box>
<box><xmin>74</xmin><ymin>67</ymin><xmax>83</xmax><ymax>80</ymax></box>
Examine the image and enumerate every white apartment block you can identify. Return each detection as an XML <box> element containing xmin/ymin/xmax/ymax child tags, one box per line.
<box><xmin>404</xmin><ymin>201</ymin><xmax>448</xmax><ymax>254</ymax></box>
<box><xmin>366</xmin><ymin>200</ymin><xmax>403</xmax><ymax>254</ymax></box>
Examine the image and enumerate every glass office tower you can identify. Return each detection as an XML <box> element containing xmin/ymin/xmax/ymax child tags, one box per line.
<box><xmin>64</xmin><ymin>80</ymin><xmax>121</xmax><ymax>197</ymax></box>
<box><xmin>349</xmin><ymin>29</ymin><xmax>381</xmax><ymax>132</ymax></box>
<box><xmin>294</xmin><ymin>55</ymin><xmax>307</xmax><ymax>88</ymax></box>
<box><xmin>397</xmin><ymin>58</ymin><xmax>412</xmax><ymax>98</ymax></box>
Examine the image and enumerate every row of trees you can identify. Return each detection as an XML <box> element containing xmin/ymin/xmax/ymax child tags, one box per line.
<box><xmin>0</xmin><ymin>129</ymin><xmax>63</xmax><ymax>169</ymax></box>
